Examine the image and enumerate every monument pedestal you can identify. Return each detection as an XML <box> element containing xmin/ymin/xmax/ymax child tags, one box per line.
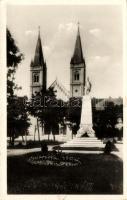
<box><xmin>76</xmin><ymin>95</ymin><xmax>95</xmax><ymax>138</ymax></box>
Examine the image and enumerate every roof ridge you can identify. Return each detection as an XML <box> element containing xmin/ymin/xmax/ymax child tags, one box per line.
<box><xmin>49</xmin><ymin>79</ymin><xmax>70</xmax><ymax>97</ymax></box>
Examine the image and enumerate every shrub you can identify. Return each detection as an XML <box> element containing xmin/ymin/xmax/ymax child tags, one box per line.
<box><xmin>104</xmin><ymin>141</ymin><xmax>117</xmax><ymax>154</ymax></box>
<box><xmin>41</xmin><ymin>142</ymin><xmax>48</xmax><ymax>154</ymax></box>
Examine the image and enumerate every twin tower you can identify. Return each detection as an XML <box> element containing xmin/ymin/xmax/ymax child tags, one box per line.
<box><xmin>30</xmin><ymin>24</ymin><xmax>86</xmax><ymax>98</ymax></box>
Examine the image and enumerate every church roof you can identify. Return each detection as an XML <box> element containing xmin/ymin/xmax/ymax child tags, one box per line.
<box><xmin>49</xmin><ymin>78</ymin><xmax>70</xmax><ymax>101</ymax></box>
<box><xmin>71</xmin><ymin>25</ymin><xmax>84</xmax><ymax>65</ymax></box>
<box><xmin>33</xmin><ymin>27</ymin><xmax>45</xmax><ymax>66</ymax></box>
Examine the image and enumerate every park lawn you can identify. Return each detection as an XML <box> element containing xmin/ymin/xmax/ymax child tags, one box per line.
<box><xmin>7</xmin><ymin>152</ymin><xmax>123</xmax><ymax>194</ymax></box>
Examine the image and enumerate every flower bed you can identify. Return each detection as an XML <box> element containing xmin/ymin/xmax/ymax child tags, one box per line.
<box><xmin>27</xmin><ymin>152</ymin><xmax>81</xmax><ymax>167</ymax></box>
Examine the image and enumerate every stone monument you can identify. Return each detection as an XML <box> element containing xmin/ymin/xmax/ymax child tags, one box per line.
<box><xmin>76</xmin><ymin>77</ymin><xmax>95</xmax><ymax>138</ymax></box>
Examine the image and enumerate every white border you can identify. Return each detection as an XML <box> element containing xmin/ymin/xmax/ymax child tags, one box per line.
<box><xmin>0</xmin><ymin>0</ymin><xmax>126</xmax><ymax>199</ymax></box>
<box><xmin>123</xmin><ymin>0</ymin><xmax>127</xmax><ymax>196</ymax></box>
<box><xmin>6</xmin><ymin>0</ymin><xmax>124</xmax><ymax>5</ymax></box>
<box><xmin>0</xmin><ymin>0</ymin><xmax>7</xmax><ymax>198</ymax></box>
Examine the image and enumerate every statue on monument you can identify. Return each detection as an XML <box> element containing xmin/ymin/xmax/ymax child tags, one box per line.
<box><xmin>76</xmin><ymin>77</ymin><xmax>95</xmax><ymax>138</ymax></box>
<box><xmin>85</xmin><ymin>77</ymin><xmax>92</xmax><ymax>95</ymax></box>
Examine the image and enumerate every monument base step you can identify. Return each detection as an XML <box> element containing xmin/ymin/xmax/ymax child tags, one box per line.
<box><xmin>60</xmin><ymin>137</ymin><xmax>105</xmax><ymax>151</ymax></box>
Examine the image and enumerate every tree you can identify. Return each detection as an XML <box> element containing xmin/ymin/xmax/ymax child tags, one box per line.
<box><xmin>28</xmin><ymin>88</ymin><xmax>67</xmax><ymax>141</ymax></box>
<box><xmin>67</xmin><ymin>97</ymin><xmax>82</xmax><ymax>138</ymax></box>
<box><xmin>7</xmin><ymin>29</ymin><xmax>23</xmax><ymax>97</ymax></box>
<box><xmin>7</xmin><ymin>29</ymin><xmax>30</xmax><ymax>145</ymax></box>
<box><xmin>92</xmin><ymin>101</ymin><xmax>123</xmax><ymax>139</ymax></box>
<box><xmin>7</xmin><ymin>96</ymin><xmax>30</xmax><ymax>144</ymax></box>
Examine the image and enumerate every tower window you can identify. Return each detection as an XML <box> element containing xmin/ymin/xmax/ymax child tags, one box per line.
<box><xmin>74</xmin><ymin>71</ymin><xmax>80</xmax><ymax>81</ymax></box>
<box><xmin>33</xmin><ymin>73</ymin><xmax>39</xmax><ymax>83</ymax></box>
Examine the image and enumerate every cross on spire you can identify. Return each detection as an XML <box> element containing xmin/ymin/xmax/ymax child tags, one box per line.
<box><xmin>38</xmin><ymin>26</ymin><xmax>40</xmax><ymax>37</ymax></box>
<box><xmin>77</xmin><ymin>21</ymin><xmax>80</xmax><ymax>35</ymax></box>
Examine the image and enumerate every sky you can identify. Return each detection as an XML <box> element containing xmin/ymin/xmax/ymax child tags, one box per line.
<box><xmin>7</xmin><ymin>3</ymin><xmax>123</xmax><ymax>98</ymax></box>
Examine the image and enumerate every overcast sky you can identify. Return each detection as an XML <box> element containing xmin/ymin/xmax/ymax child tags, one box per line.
<box><xmin>7</xmin><ymin>4</ymin><xmax>123</xmax><ymax>98</ymax></box>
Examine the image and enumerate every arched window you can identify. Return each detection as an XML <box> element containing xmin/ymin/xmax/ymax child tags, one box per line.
<box><xmin>74</xmin><ymin>71</ymin><xmax>80</xmax><ymax>81</ymax></box>
<box><xmin>33</xmin><ymin>73</ymin><xmax>39</xmax><ymax>83</ymax></box>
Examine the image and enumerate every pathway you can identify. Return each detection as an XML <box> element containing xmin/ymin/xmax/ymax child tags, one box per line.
<box><xmin>7</xmin><ymin>143</ymin><xmax>123</xmax><ymax>160</ymax></box>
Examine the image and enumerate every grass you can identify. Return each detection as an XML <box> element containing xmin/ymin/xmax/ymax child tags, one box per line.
<box><xmin>7</xmin><ymin>151</ymin><xmax>123</xmax><ymax>194</ymax></box>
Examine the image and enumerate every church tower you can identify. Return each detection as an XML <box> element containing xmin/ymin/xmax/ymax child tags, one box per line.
<box><xmin>30</xmin><ymin>27</ymin><xmax>47</xmax><ymax>96</ymax></box>
<box><xmin>70</xmin><ymin>24</ymin><xmax>86</xmax><ymax>97</ymax></box>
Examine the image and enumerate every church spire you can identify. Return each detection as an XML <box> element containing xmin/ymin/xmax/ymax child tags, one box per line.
<box><xmin>33</xmin><ymin>26</ymin><xmax>45</xmax><ymax>66</ymax></box>
<box><xmin>71</xmin><ymin>22</ymin><xmax>84</xmax><ymax>65</ymax></box>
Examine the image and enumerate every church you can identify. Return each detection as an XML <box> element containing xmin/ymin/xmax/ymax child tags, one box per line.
<box><xmin>30</xmin><ymin>24</ymin><xmax>86</xmax><ymax>100</ymax></box>
<box><xmin>29</xmin><ymin>24</ymin><xmax>123</xmax><ymax>139</ymax></box>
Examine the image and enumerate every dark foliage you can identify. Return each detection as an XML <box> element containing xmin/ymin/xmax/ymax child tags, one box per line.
<box><xmin>27</xmin><ymin>87</ymin><xmax>68</xmax><ymax>138</ymax></box>
<box><xmin>67</xmin><ymin>97</ymin><xmax>82</xmax><ymax>134</ymax></box>
<box><xmin>7</xmin><ymin>29</ymin><xmax>23</xmax><ymax>70</ymax></box>
<box><xmin>93</xmin><ymin>102</ymin><xmax>123</xmax><ymax>139</ymax></box>
<box><xmin>7</xmin><ymin>28</ymin><xmax>30</xmax><ymax>145</ymax></box>
<box><xmin>7</xmin><ymin>96</ymin><xmax>30</xmax><ymax>142</ymax></box>
<box><xmin>41</xmin><ymin>141</ymin><xmax>48</xmax><ymax>154</ymax></box>
<box><xmin>104</xmin><ymin>141</ymin><xmax>118</xmax><ymax>154</ymax></box>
